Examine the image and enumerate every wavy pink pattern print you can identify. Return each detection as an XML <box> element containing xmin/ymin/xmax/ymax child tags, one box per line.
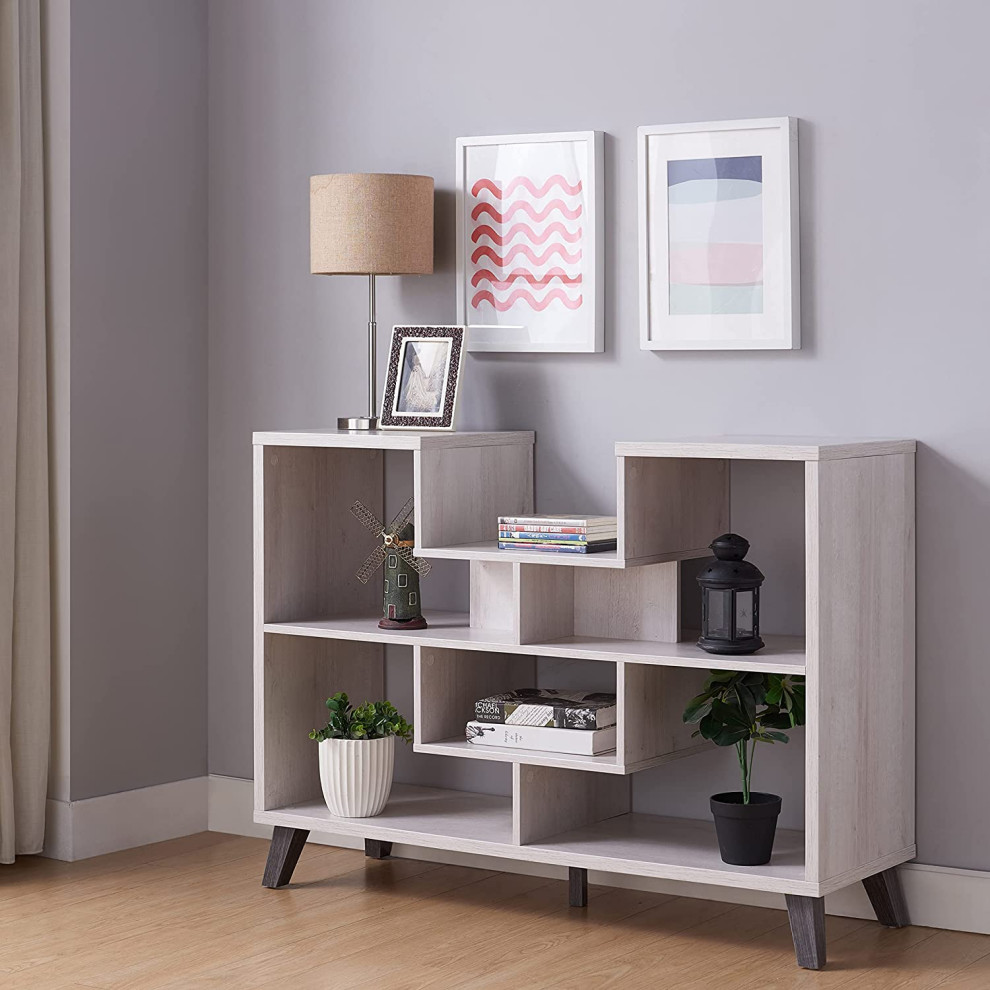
<box><xmin>471</xmin><ymin>175</ymin><xmax>584</xmax><ymax>200</ymax></box>
<box><xmin>471</xmin><ymin>288</ymin><xmax>584</xmax><ymax>311</ymax></box>
<box><xmin>471</xmin><ymin>267</ymin><xmax>583</xmax><ymax>288</ymax></box>
<box><xmin>471</xmin><ymin>200</ymin><xmax>583</xmax><ymax>223</ymax></box>
<box><xmin>471</xmin><ymin>243</ymin><xmax>582</xmax><ymax>267</ymax></box>
<box><xmin>469</xmin><ymin>170</ymin><xmax>585</xmax><ymax>314</ymax></box>
<box><xmin>471</xmin><ymin>222</ymin><xmax>583</xmax><ymax>246</ymax></box>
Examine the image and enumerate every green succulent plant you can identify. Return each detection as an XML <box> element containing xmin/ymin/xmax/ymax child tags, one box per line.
<box><xmin>682</xmin><ymin>671</ymin><xmax>806</xmax><ymax>803</ymax></box>
<box><xmin>309</xmin><ymin>692</ymin><xmax>413</xmax><ymax>743</ymax></box>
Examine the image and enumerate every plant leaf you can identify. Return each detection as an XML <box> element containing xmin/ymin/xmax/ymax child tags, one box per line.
<box><xmin>711</xmin><ymin>699</ymin><xmax>751</xmax><ymax>729</ymax></box>
<box><xmin>682</xmin><ymin>696</ymin><xmax>713</xmax><ymax>724</ymax></box>
<box><xmin>714</xmin><ymin>727</ymin><xmax>750</xmax><ymax>747</ymax></box>
<box><xmin>698</xmin><ymin>712</ymin><xmax>721</xmax><ymax>741</ymax></box>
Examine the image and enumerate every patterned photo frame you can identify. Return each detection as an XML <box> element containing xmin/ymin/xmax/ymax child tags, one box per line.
<box><xmin>379</xmin><ymin>326</ymin><xmax>465</xmax><ymax>431</ymax></box>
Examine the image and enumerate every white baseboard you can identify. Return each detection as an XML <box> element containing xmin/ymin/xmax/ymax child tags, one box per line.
<box><xmin>207</xmin><ymin>774</ymin><xmax>990</xmax><ymax>936</ymax></box>
<box><xmin>44</xmin><ymin>776</ymin><xmax>209</xmax><ymax>862</ymax></box>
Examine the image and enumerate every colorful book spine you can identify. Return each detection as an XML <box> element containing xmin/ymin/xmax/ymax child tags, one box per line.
<box><xmin>497</xmin><ymin>541</ymin><xmax>617</xmax><ymax>554</ymax></box>
<box><xmin>498</xmin><ymin>515</ymin><xmax>617</xmax><ymax>528</ymax></box>
<box><xmin>498</xmin><ymin>531</ymin><xmax>611</xmax><ymax>543</ymax></box>
<box><xmin>499</xmin><ymin>524</ymin><xmax>616</xmax><ymax>535</ymax></box>
<box><xmin>465</xmin><ymin>721</ymin><xmax>617</xmax><ymax>756</ymax></box>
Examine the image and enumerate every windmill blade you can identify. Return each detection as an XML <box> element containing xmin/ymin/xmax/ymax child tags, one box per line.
<box><xmin>350</xmin><ymin>500</ymin><xmax>385</xmax><ymax>536</ymax></box>
<box><xmin>386</xmin><ymin>496</ymin><xmax>416</xmax><ymax>538</ymax></box>
<box><xmin>355</xmin><ymin>544</ymin><xmax>388</xmax><ymax>584</ymax></box>
<box><xmin>395</xmin><ymin>543</ymin><xmax>432</xmax><ymax>578</ymax></box>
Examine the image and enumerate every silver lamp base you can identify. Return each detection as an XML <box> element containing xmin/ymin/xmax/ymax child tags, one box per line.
<box><xmin>338</xmin><ymin>415</ymin><xmax>378</xmax><ymax>431</ymax></box>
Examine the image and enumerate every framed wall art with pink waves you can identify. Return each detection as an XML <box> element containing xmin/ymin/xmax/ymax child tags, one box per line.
<box><xmin>455</xmin><ymin>131</ymin><xmax>603</xmax><ymax>353</ymax></box>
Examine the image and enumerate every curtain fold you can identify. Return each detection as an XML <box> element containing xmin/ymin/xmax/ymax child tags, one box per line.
<box><xmin>0</xmin><ymin>0</ymin><xmax>51</xmax><ymax>864</ymax></box>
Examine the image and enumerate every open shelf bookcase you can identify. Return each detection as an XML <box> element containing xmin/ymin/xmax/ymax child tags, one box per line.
<box><xmin>253</xmin><ymin>429</ymin><xmax>916</xmax><ymax>970</ymax></box>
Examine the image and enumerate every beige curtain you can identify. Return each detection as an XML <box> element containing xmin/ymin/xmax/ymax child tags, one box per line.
<box><xmin>0</xmin><ymin>0</ymin><xmax>51</xmax><ymax>864</ymax></box>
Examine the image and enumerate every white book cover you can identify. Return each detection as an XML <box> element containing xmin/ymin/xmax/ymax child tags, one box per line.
<box><xmin>465</xmin><ymin>721</ymin><xmax>617</xmax><ymax>756</ymax></box>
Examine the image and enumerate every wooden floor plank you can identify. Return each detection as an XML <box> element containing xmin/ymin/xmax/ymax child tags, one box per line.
<box><xmin>931</xmin><ymin>949</ymin><xmax>990</xmax><ymax>989</ymax></box>
<box><xmin>441</xmin><ymin>888</ymin><xmax>738</xmax><ymax>990</ymax></box>
<box><xmin>675</xmin><ymin>913</ymin><xmax>872</xmax><ymax>989</ymax></box>
<box><xmin>512</xmin><ymin>902</ymin><xmax>792</xmax><ymax>990</ymax></box>
<box><xmin>856</xmin><ymin>930</ymin><xmax>990</xmax><ymax>990</ymax></box>
<box><xmin>3</xmin><ymin>833</ymin><xmax>989</xmax><ymax>989</ymax></box>
<box><xmin>328</xmin><ymin>884</ymin><xmax>683</xmax><ymax>990</ymax></box>
<box><xmin>102</xmin><ymin>863</ymin><xmax>501</xmax><ymax>990</ymax></box>
<box><xmin>733</xmin><ymin>920</ymin><xmax>940</xmax><ymax>989</ymax></box>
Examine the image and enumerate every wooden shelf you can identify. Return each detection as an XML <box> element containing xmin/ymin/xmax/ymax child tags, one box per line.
<box><xmin>254</xmin><ymin>428</ymin><xmax>917</xmax><ymax>958</ymax></box>
<box><xmin>416</xmin><ymin>540</ymin><xmax>713</xmax><ymax>568</ymax></box>
<box><xmin>264</xmin><ymin>615</ymin><xmax>805</xmax><ymax>674</ymax></box>
<box><xmin>263</xmin><ymin>611</ymin><xmax>516</xmax><ymax>651</ymax></box>
<box><xmin>529</xmin><ymin>809</ymin><xmax>808</xmax><ymax>893</ymax></box>
<box><xmin>529</xmin><ymin>633</ymin><xmax>807</xmax><ymax>674</ymax></box>
<box><xmin>253</xmin><ymin>429</ymin><xmax>534</xmax><ymax>450</ymax></box>
<box><xmin>254</xmin><ymin>783</ymin><xmax>813</xmax><ymax>895</ymax></box>
<box><xmin>417</xmin><ymin>541</ymin><xmax>625</xmax><ymax>568</ymax></box>
<box><xmin>414</xmin><ymin>738</ymin><xmax>706</xmax><ymax>776</ymax></box>
<box><xmin>615</xmin><ymin>436</ymin><xmax>916</xmax><ymax>461</ymax></box>
<box><xmin>256</xmin><ymin>784</ymin><xmax>514</xmax><ymax>849</ymax></box>
<box><xmin>415</xmin><ymin>738</ymin><xmax>624</xmax><ymax>774</ymax></box>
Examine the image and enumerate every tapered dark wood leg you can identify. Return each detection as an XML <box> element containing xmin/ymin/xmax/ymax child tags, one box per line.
<box><xmin>785</xmin><ymin>894</ymin><xmax>826</xmax><ymax>970</ymax></box>
<box><xmin>863</xmin><ymin>868</ymin><xmax>909</xmax><ymax>927</ymax></box>
<box><xmin>262</xmin><ymin>826</ymin><xmax>309</xmax><ymax>888</ymax></box>
<box><xmin>365</xmin><ymin>838</ymin><xmax>392</xmax><ymax>860</ymax></box>
<box><xmin>568</xmin><ymin>867</ymin><xmax>588</xmax><ymax>907</ymax></box>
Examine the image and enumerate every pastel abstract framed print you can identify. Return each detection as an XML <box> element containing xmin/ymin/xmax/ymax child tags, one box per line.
<box><xmin>456</xmin><ymin>131</ymin><xmax>603</xmax><ymax>353</ymax></box>
<box><xmin>638</xmin><ymin>117</ymin><xmax>799</xmax><ymax>350</ymax></box>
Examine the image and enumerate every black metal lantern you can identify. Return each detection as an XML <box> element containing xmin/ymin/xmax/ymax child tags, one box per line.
<box><xmin>697</xmin><ymin>534</ymin><xmax>765</xmax><ymax>655</ymax></box>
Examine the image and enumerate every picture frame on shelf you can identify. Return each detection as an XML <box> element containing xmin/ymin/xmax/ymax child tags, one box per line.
<box><xmin>455</xmin><ymin>130</ymin><xmax>603</xmax><ymax>353</ymax></box>
<box><xmin>638</xmin><ymin>117</ymin><xmax>799</xmax><ymax>351</ymax></box>
<box><xmin>379</xmin><ymin>325</ymin><xmax>464</xmax><ymax>431</ymax></box>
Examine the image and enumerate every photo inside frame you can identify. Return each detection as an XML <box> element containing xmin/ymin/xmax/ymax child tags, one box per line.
<box><xmin>394</xmin><ymin>338</ymin><xmax>452</xmax><ymax>417</ymax></box>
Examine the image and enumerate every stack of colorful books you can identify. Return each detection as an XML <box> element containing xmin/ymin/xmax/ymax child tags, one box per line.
<box><xmin>465</xmin><ymin>689</ymin><xmax>617</xmax><ymax>756</ymax></box>
<box><xmin>497</xmin><ymin>514</ymin><xmax>618</xmax><ymax>554</ymax></box>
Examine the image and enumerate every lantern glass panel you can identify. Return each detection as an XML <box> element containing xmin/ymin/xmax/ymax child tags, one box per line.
<box><xmin>706</xmin><ymin>589</ymin><xmax>732</xmax><ymax>640</ymax></box>
<box><xmin>735</xmin><ymin>589</ymin><xmax>755</xmax><ymax>639</ymax></box>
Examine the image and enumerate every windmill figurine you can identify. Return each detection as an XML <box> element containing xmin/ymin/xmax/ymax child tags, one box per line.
<box><xmin>351</xmin><ymin>496</ymin><xmax>432</xmax><ymax>630</ymax></box>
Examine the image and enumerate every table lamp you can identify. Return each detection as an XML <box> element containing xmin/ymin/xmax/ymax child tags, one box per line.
<box><xmin>310</xmin><ymin>173</ymin><xmax>434</xmax><ymax>430</ymax></box>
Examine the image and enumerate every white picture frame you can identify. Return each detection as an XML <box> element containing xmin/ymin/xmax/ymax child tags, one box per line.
<box><xmin>455</xmin><ymin>130</ymin><xmax>604</xmax><ymax>353</ymax></box>
<box><xmin>638</xmin><ymin>117</ymin><xmax>800</xmax><ymax>351</ymax></box>
<box><xmin>379</xmin><ymin>326</ymin><xmax>465</xmax><ymax>432</ymax></box>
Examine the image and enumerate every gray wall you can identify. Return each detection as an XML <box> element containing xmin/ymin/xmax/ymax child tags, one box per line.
<box><xmin>70</xmin><ymin>0</ymin><xmax>208</xmax><ymax>800</ymax></box>
<box><xmin>208</xmin><ymin>0</ymin><xmax>990</xmax><ymax>869</ymax></box>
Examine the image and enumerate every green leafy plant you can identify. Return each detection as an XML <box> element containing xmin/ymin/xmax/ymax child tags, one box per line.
<box><xmin>683</xmin><ymin>671</ymin><xmax>806</xmax><ymax>804</ymax></box>
<box><xmin>309</xmin><ymin>692</ymin><xmax>413</xmax><ymax>743</ymax></box>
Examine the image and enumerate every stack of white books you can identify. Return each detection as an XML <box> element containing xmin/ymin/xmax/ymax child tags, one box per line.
<box><xmin>465</xmin><ymin>689</ymin><xmax>617</xmax><ymax>756</ymax></box>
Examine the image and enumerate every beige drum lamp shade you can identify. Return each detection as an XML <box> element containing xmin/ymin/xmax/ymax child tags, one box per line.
<box><xmin>310</xmin><ymin>173</ymin><xmax>434</xmax><ymax>275</ymax></box>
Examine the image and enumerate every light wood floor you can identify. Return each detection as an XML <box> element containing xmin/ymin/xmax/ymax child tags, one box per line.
<box><xmin>2</xmin><ymin>833</ymin><xmax>989</xmax><ymax>989</ymax></box>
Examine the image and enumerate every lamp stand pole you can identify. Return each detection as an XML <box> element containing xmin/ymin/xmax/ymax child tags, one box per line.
<box><xmin>338</xmin><ymin>272</ymin><xmax>379</xmax><ymax>430</ymax></box>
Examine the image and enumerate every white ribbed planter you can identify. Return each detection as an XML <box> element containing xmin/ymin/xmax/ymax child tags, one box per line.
<box><xmin>318</xmin><ymin>736</ymin><xmax>395</xmax><ymax>818</ymax></box>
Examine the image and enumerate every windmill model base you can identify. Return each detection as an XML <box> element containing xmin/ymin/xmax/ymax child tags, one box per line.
<box><xmin>379</xmin><ymin>615</ymin><xmax>428</xmax><ymax>630</ymax></box>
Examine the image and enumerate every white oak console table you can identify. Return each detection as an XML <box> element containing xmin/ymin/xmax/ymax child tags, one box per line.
<box><xmin>253</xmin><ymin>430</ymin><xmax>915</xmax><ymax>970</ymax></box>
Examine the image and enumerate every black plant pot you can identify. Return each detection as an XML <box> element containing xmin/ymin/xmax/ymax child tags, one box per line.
<box><xmin>710</xmin><ymin>792</ymin><xmax>782</xmax><ymax>866</ymax></box>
